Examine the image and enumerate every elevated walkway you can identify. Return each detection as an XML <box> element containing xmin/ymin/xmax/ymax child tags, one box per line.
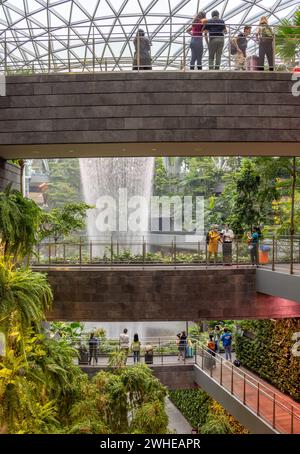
<box><xmin>0</xmin><ymin>71</ymin><xmax>299</xmax><ymax>159</ymax></box>
<box><xmin>79</xmin><ymin>346</ymin><xmax>300</xmax><ymax>434</ymax></box>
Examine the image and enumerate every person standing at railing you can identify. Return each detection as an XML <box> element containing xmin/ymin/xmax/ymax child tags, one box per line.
<box><xmin>221</xmin><ymin>327</ymin><xmax>232</xmax><ymax>362</ymax></box>
<box><xmin>256</xmin><ymin>16</ymin><xmax>274</xmax><ymax>71</ymax></box>
<box><xmin>119</xmin><ymin>328</ymin><xmax>130</xmax><ymax>364</ymax></box>
<box><xmin>88</xmin><ymin>332</ymin><xmax>99</xmax><ymax>365</ymax></box>
<box><xmin>207</xmin><ymin>225</ymin><xmax>221</xmax><ymax>263</ymax></box>
<box><xmin>133</xmin><ymin>29</ymin><xmax>152</xmax><ymax>70</ymax></box>
<box><xmin>206</xmin><ymin>334</ymin><xmax>216</xmax><ymax>369</ymax></box>
<box><xmin>187</xmin><ymin>11</ymin><xmax>207</xmax><ymax>70</ymax></box>
<box><xmin>202</xmin><ymin>10</ymin><xmax>227</xmax><ymax>70</ymax></box>
<box><xmin>177</xmin><ymin>331</ymin><xmax>187</xmax><ymax>361</ymax></box>
<box><xmin>247</xmin><ymin>226</ymin><xmax>260</xmax><ymax>266</ymax></box>
<box><xmin>231</xmin><ymin>25</ymin><xmax>252</xmax><ymax>70</ymax></box>
<box><xmin>131</xmin><ymin>333</ymin><xmax>141</xmax><ymax>364</ymax></box>
<box><xmin>221</xmin><ymin>224</ymin><xmax>234</xmax><ymax>265</ymax></box>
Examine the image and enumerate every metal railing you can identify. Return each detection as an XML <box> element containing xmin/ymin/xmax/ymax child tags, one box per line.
<box><xmin>195</xmin><ymin>343</ymin><xmax>300</xmax><ymax>434</ymax></box>
<box><xmin>75</xmin><ymin>335</ymin><xmax>194</xmax><ymax>366</ymax></box>
<box><xmin>0</xmin><ymin>23</ymin><xmax>299</xmax><ymax>73</ymax></box>
<box><xmin>32</xmin><ymin>235</ymin><xmax>300</xmax><ymax>274</ymax></box>
<box><xmin>70</xmin><ymin>333</ymin><xmax>300</xmax><ymax>434</ymax></box>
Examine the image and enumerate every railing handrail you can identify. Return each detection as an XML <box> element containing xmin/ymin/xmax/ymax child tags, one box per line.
<box><xmin>1</xmin><ymin>22</ymin><xmax>299</xmax><ymax>74</ymax></box>
<box><xmin>73</xmin><ymin>332</ymin><xmax>300</xmax><ymax>419</ymax></box>
<box><xmin>196</xmin><ymin>342</ymin><xmax>300</xmax><ymax>422</ymax></box>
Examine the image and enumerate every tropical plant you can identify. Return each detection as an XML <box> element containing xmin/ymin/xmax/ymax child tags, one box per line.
<box><xmin>39</xmin><ymin>202</ymin><xmax>91</xmax><ymax>243</ymax></box>
<box><xmin>0</xmin><ymin>185</ymin><xmax>41</xmax><ymax>260</ymax></box>
<box><xmin>0</xmin><ymin>260</ymin><xmax>52</xmax><ymax>333</ymax></box>
<box><xmin>276</xmin><ymin>9</ymin><xmax>300</xmax><ymax>66</ymax></box>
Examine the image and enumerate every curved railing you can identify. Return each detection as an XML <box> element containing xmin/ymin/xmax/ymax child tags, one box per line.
<box><xmin>195</xmin><ymin>343</ymin><xmax>300</xmax><ymax>434</ymax></box>
<box><xmin>32</xmin><ymin>235</ymin><xmax>300</xmax><ymax>274</ymax></box>
<box><xmin>1</xmin><ymin>23</ymin><xmax>299</xmax><ymax>73</ymax></box>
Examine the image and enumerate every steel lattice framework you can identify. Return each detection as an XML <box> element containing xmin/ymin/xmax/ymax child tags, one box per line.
<box><xmin>0</xmin><ymin>0</ymin><xmax>298</xmax><ymax>71</ymax></box>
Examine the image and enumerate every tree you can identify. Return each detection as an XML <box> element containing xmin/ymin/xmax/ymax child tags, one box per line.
<box><xmin>0</xmin><ymin>260</ymin><xmax>52</xmax><ymax>333</ymax></box>
<box><xmin>276</xmin><ymin>9</ymin><xmax>300</xmax><ymax>66</ymax></box>
<box><xmin>46</xmin><ymin>159</ymin><xmax>81</xmax><ymax>208</ymax></box>
<box><xmin>39</xmin><ymin>202</ymin><xmax>91</xmax><ymax>243</ymax></box>
<box><xmin>224</xmin><ymin>159</ymin><xmax>261</xmax><ymax>234</ymax></box>
<box><xmin>69</xmin><ymin>364</ymin><xmax>168</xmax><ymax>434</ymax></box>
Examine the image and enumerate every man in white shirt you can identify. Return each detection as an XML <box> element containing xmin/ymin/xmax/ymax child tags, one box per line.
<box><xmin>119</xmin><ymin>328</ymin><xmax>130</xmax><ymax>363</ymax></box>
<box><xmin>221</xmin><ymin>225</ymin><xmax>234</xmax><ymax>265</ymax></box>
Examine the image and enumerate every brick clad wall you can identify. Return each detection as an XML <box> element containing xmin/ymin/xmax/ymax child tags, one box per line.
<box><xmin>42</xmin><ymin>267</ymin><xmax>258</xmax><ymax>321</ymax></box>
<box><xmin>0</xmin><ymin>72</ymin><xmax>299</xmax><ymax>158</ymax></box>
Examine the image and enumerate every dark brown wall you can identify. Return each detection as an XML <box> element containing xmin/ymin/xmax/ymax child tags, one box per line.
<box><xmin>0</xmin><ymin>158</ymin><xmax>20</xmax><ymax>191</ymax></box>
<box><xmin>0</xmin><ymin>72</ymin><xmax>299</xmax><ymax>158</ymax></box>
<box><xmin>41</xmin><ymin>266</ymin><xmax>259</xmax><ymax>321</ymax></box>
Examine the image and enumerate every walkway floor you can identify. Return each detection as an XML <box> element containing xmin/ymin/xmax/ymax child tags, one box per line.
<box><xmin>166</xmin><ymin>398</ymin><xmax>193</xmax><ymax>434</ymax></box>
<box><xmin>200</xmin><ymin>354</ymin><xmax>300</xmax><ymax>434</ymax></box>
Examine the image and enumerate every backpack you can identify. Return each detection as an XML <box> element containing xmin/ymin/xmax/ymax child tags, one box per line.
<box><xmin>207</xmin><ymin>340</ymin><xmax>215</xmax><ymax>352</ymax></box>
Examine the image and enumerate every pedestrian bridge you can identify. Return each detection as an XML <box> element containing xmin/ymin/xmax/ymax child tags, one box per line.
<box><xmin>79</xmin><ymin>343</ymin><xmax>300</xmax><ymax>435</ymax></box>
<box><xmin>36</xmin><ymin>264</ymin><xmax>300</xmax><ymax>321</ymax></box>
<box><xmin>0</xmin><ymin>71</ymin><xmax>298</xmax><ymax>159</ymax></box>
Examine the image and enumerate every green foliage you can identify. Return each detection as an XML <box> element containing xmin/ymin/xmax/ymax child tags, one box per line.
<box><xmin>68</xmin><ymin>364</ymin><xmax>168</xmax><ymax>434</ymax></box>
<box><xmin>276</xmin><ymin>9</ymin><xmax>300</xmax><ymax>65</ymax></box>
<box><xmin>131</xmin><ymin>401</ymin><xmax>168</xmax><ymax>434</ymax></box>
<box><xmin>168</xmin><ymin>389</ymin><xmax>211</xmax><ymax>428</ymax></box>
<box><xmin>0</xmin><ymin>185</ymin><xmax>41</xmax><ymax>259</ymax></box>
<box><xmin>49</xmin><ymin>322</ymin><xmax>84</xmax><ymax>344</ymax></box>
<box><xmin>39</xmin><ymin>202</ymin><xmax>91</xmax><ymax>242</ymax></box>
<box><xmin>46</xmin><ymin>159</ymin><xmax>81</xmax><ymax>208</ymax></box>
<box><xmin>0</xmin><ymin>260</ymin><xmax>52</xmax><ymax>332</ymax></box>
<box><xmin>236</xmin><ymin>319</ymin><xmax>300</xmax><ymax>402</ymax></box>
<box><xmin>169</xmin><ymin>389</ymin><xmax>248</xmax><ymax>434</ymax></box>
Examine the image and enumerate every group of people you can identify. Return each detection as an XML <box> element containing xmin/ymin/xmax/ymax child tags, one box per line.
<box><xmin>133</xmin><ymin>12</ymin><xmax>275</xmax><ymax>72</ymax></box>
<box><xmin>87</xmin><ymin>327</ymin><xmax>233</xmax><ymax>367</ymax></box>
<box><xmin>207</xmin><ymin>224</ymin><xmax>261</xmax><ymax>266</ymax></box>
<box><xmin>207</xmin><ymin>325</ymin><xmax>233</xmax><ymax>362</ymax></box>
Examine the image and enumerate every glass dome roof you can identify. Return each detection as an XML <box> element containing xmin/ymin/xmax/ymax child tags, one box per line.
<box><xmin>0</xmin><ymin>0</ymin><xmax>298</xmax><ymax>71</ymax></box>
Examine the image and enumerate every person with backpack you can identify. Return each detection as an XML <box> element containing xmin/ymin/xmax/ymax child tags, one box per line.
<box><xmin>221</xmin><ymin>327</ymin><xmax>232</xmax><ymax>362</ymax></box>
<box><xmin>131</xmin><ymin>333</ymin><xmax>141</xmax><ymax>364</ymax></box>
<box><xmin>231</xmin><ymin>25</ymin><xmax>252</xmax><ymax>70</ymax></box>
<box><xmin>177</xmin><ymin>331</ymin><xmax>188</xmax><ymax>361</ymax></box>
<box><xmin>256</xmin><ymin>16</ymin><xmax>274</xmax><ymax>71</ymax></box>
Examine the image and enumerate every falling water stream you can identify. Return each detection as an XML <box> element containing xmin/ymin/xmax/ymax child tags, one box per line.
<box><xmin>80</xmin><ymin>157</ymin><xmax>187</xmax><ymax>338</ymax></box>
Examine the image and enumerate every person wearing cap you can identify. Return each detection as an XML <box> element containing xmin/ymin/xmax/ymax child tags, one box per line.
<box><xmin>133</xmin><ymin>29</ymin><xmax>152</xmax><ymax>70</ymax></box>
<box><xmin>203</xmin><ymin>10</ymin><xmax>227</xmax><ymax>70</ymax></box>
